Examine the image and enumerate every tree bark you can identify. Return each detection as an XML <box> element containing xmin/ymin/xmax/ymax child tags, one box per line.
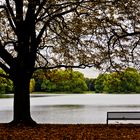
<box><xmin>10</xmin><ymin>71</ymin><xmax>36</xmax><ymax>125</ymax></box>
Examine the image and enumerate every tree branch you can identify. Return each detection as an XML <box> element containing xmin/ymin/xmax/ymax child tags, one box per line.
<box><xmin>5</xmin><ymin>0</ymin><xmax>18</xmax><ymax>32</ymax></box>
<box><xmin>0</xmin><ymin>62</ymin><xmax>10</xmax><ymax>73</ymax></box>
<box><xmin>36</xmin><ymin>1</ymin><xmax>83</xmax><ymax>45</ymax></box>
<box><xmin>0</xmin><ymin>41</ymin><xmax>14</xmax><ymax>67</ymax></box>
<box><xmin>34</xmin><ymin>63</ymin><xmax>94</xmax><ymax>71</ymax></box>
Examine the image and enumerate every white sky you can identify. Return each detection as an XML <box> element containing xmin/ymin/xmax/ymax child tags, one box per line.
<box><xmin>74</xmin><ymin>67</ymin><xmax>101</xmax><ymax>78</ymax></box>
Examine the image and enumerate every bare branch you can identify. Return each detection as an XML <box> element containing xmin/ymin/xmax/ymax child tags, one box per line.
<box><xmin>34</xmin><ymin>63</ymin><xmax>94</xmax><ymax>71</ymax></box>
<box><xmin>0</xmin><ymin>42</ymin><xmax>14</xmax><ymax>67</ymax></box>
<box><xmin>0</xmin><ymin>61</ymin><xmax>10</xmax><ymax>73</ymax></box>
<box><xmin>5</xmin><ymin>0</ymin><xmax>17</xmax><ymax>32</ymax></box>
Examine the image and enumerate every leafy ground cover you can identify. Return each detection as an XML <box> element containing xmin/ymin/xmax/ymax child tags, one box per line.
<box><xmin>0</xmin><ymin>124</ymin><xmax>140</xmax><ymax>140</ymax></box>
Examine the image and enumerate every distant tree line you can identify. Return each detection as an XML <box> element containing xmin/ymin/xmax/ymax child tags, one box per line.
<box><xmin>94</xmin><ymin>68</ymin><xmax>140</xmax><ymax>93</ymax></box>
<box><xmin>0</xmin><ymin>69</ymin><xmax>88</xmax><ymax>94</ymax></box>
<box><xmin>0</xmin><ymin>68</ymin><xmax>140</xmax><ymax>94</ymax></box>
<box><xmin>33</xmin><ymin>69</ymin><xmax>88</xmax><ymax>93</ymax></box>
<box><xmin>0</xmin><ymin>69</ymin><xmax>13</xmax><ymax>94</ymax></box>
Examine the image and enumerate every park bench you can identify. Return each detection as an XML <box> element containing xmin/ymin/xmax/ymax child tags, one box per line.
<box><xmin>107</xmin><ymin>111</ymin><xmax>140</xmax><ymax>125</ymax></box>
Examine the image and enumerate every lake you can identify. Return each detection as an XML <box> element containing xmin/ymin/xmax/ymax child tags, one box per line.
<box><xmin>0</xmin><ymin>94</ymin><xmax>140</xmax><ymax>124</ymax></box>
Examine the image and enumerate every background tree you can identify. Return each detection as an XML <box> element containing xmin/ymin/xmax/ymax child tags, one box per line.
<box><xmin>29</xmin><ymin>78</ymin><xmax>35</xmax><ymax>93</ymax></box>
<box><xmin>85</xmin><ymin>78</ymin><xmax>95</xmax><ymax>91</ymax></box>
<box><xmin>34</xmin><ymin>69</ymin><xmax>87</xmax><ymax>93</ymax></box>
<box><xmin>0</xmin><ymin>69</ymin><xmax>13</xmax><ymax>94</ymax></box>
<box><xmin>94</xmin><ymin>68</ymin><xmax>140</xmax><ymax>93</ymax></box>
<box><xmin>120</xmin><ymin>68</ymin><xmax>140</xmax><ymax>92</ymax></box>
<box><xmin>94</xmin><ymin>74</ymin><xmax>108</xmax><ymax>93</ymax></box>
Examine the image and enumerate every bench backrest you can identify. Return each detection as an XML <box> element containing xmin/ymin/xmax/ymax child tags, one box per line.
<box><xmin>107</xmin><ymin>112</ymin><xmax>140</xmax><ymax>119</ymax></box>
<box><xmin>107</xmin><ymin>111</ymin><xmax>140</xmax><ymax>124</ymax></box>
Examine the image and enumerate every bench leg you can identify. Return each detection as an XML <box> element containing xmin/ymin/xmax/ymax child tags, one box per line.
<box><xmin>107</xmin><ymin>118</ymin><xmax>108</xmax><ymax>125</ymax></box>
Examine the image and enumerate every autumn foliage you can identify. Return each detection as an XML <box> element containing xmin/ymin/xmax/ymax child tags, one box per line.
<box><xmin>0</xmin><ymin>124</ymin><xmax>140</xmax><ymax>140</ymax></box>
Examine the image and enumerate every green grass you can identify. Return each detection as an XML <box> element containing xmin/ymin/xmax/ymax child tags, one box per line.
<box><xmin>32</xmin><ymin>91</ymin><xmax>85</xmax><ymax>94</ymax></box>
<box><xmin>0</xmin><ymin>94</ymin><xmax>12</xmax><ymax>98</ymax></box>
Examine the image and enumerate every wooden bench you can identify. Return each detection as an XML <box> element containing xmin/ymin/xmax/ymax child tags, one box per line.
<box><xmin>107</xmin><ymin>111</ymin><xmax>140</xmax><ymax>125</ymax></box>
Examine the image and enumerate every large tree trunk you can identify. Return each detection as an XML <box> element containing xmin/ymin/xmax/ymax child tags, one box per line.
<box><xmin>11</xmin><ymin>72</ymin><xmax>36</xmax><ymax>125</ymax></box>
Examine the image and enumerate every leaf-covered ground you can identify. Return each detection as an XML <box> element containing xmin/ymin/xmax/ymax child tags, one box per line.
<box><xmin>0</xmin><ymin>124</ymin><xmax>140</xmax><ymax>140</ymax></box>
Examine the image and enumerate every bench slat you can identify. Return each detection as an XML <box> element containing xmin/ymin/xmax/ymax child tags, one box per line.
<box><xmin>107</xmin><ymin>111</ymin><xmax>140</xmax><ymax>124</ymax></box>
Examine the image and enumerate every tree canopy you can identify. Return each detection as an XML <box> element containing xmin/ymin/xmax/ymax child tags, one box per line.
<box><xmin>0</xmin><ymin>0</ymin><xmax>140</xmax><ymax>74</ymax></box>
<box><xmin>34</xmin><ymin>69</ymin><xmax>87</xmax><ymax>93</ymax></box>
<box><xmin>94</xmin><ymin>68</ymin><xmax>140</xmax><ymax>93</ymax></box>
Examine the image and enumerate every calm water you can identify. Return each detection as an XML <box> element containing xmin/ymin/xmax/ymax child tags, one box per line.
<box><xmin>0</xmin><ymin>94</ymin><xmax>140</xmax><ymax>124</ymax></box>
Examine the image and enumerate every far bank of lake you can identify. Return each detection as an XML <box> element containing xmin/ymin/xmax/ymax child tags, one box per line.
<box><xmin>0</xmin><ymin>93</ymin><xmax>140</xmax><ymax>124</ymax></box>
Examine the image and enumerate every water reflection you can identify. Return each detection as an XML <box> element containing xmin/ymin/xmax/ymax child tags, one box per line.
<box><xmin>1</xmin><ymin>94</ymin><xmax>140</xmax><ymax>124</ymax></box>
<box><xmin>31</xmin><ymin>105</ymin><xmax>140</xmax><ymax>124</ymax></box>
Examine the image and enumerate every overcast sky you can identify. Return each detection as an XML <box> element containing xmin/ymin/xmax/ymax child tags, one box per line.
<box><xmin>74</xmin><ymin>67</ymin><xmax>101</xmax><ymax>78</ymax></box>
